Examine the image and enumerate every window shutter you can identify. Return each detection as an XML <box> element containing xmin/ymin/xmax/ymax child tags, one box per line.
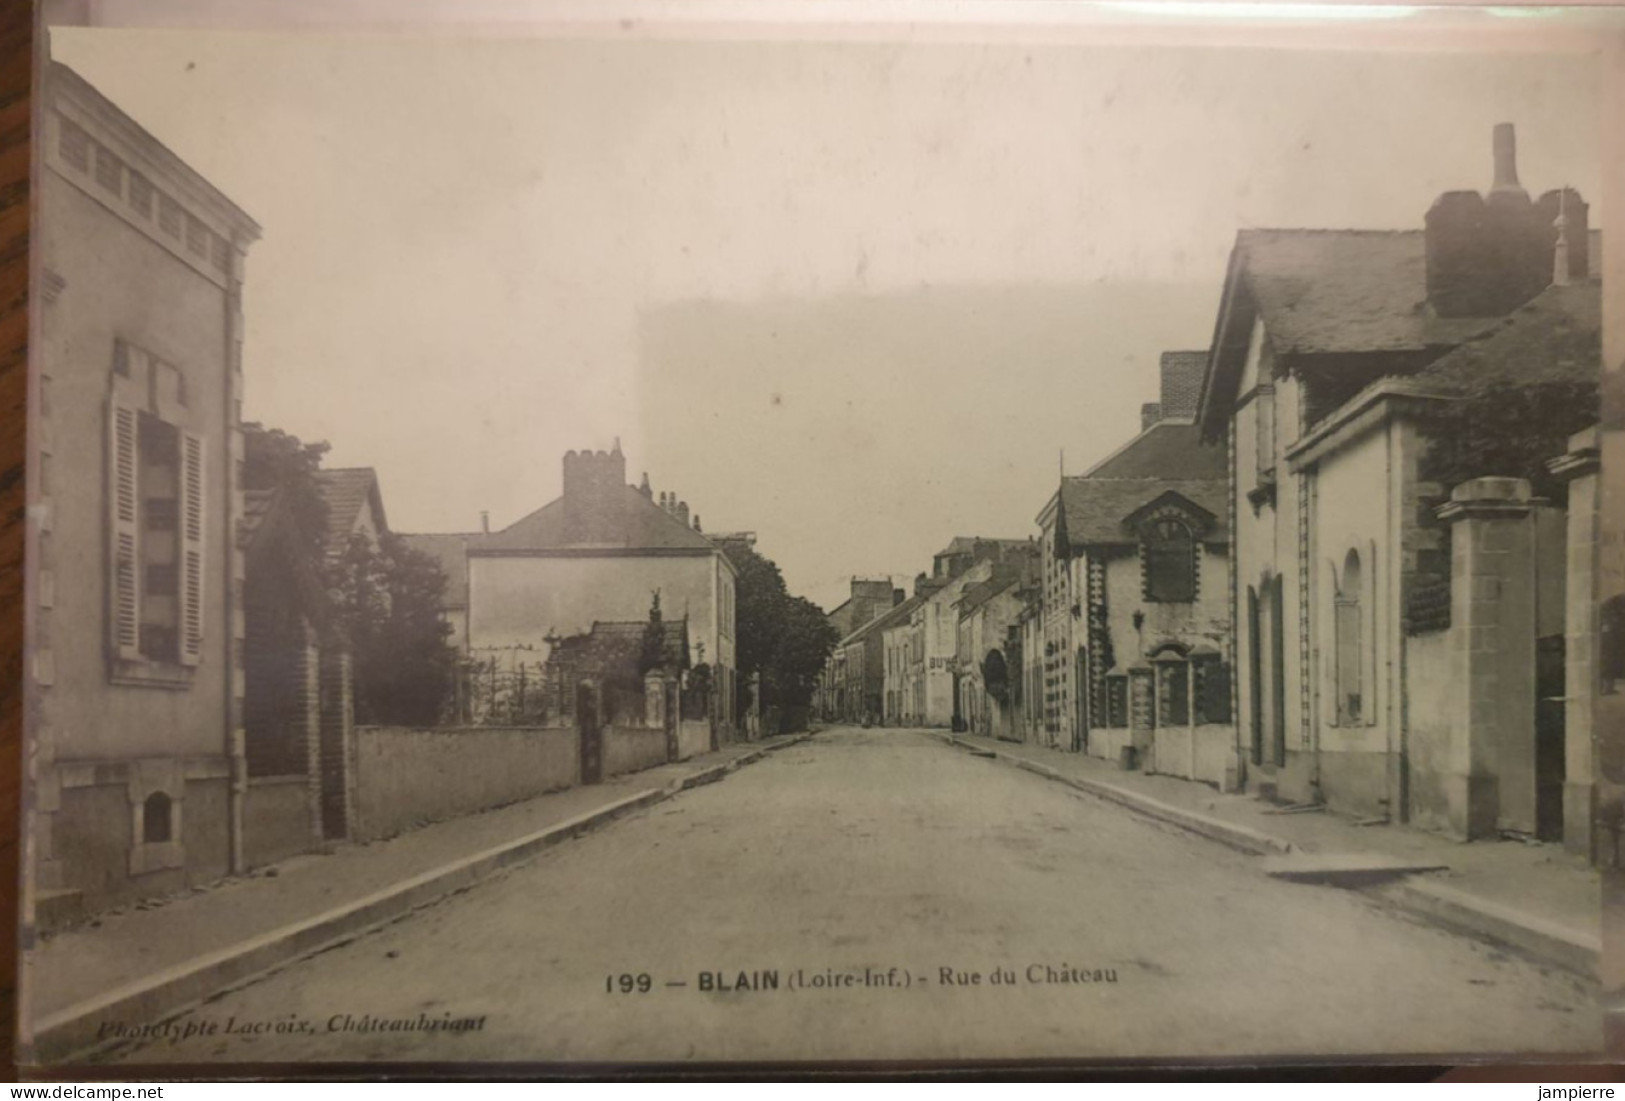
<box><xmin>1320</xmin><ymin>560</ymin><xmax>1339</xmax><ymax>728</ymax></box>
<box><xmin>178</xmin><ymin>429</ymin><xmax>206</xmax><ymax>666</ymax></box>
<box><xmin>108</xmin><ymin>396</ymin><xmax>142</xmax><ymax>662</ymax></box>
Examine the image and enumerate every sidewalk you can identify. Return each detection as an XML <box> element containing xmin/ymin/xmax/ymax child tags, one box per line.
<box><xmin>26</xmin><ymin>734</ymin><xmax>807</xmax><ymax>1061</ymax></box>
<box><xmin>939</xmin><ymin>730</ymin><xmax>1601</xmax><ymax>976</ymax></box>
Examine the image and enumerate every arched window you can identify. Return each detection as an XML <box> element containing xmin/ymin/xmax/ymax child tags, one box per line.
<box><xmin>143</xmin><ymin>791</ymin><xmax>173</xmax><ymax>844</ymax></box>
<box><xmin>1144</xmin><ymin>518</ymin><xmax>1197</xmax><ymax>603</ymax></box>
<box><xmin>1335</xmin><ymin>549</ymin><xmax>1363</xmax><ymax>724</ymax></box>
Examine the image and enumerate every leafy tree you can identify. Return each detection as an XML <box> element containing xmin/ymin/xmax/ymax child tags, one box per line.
<box><xmin>1422</xmin><ymin>379</ymin><xmax>1597</xmax><ymax>503</ymax></box>
<box><xmin>722</xmin><ymin>541</ymin><xmax>838</xmax><ymax>711</ymax></box>
<box><xmin>329</xmin><ymin>530</ymin><xmax>456</xmax><ymax>726</ymax></box>
<box><xmin>244</xmin><ymin>422</ymin><xmax>456</xmax><ymax>725</ymax></box>
<box><xmin>242</xmin><ymin>423</ymin><xmax>330</xmax><ymax>562</ymax></box>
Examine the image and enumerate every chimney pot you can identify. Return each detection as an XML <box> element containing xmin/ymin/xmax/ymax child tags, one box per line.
<box><xmin>480</xmin><ymin>510</ymin><xmax>490</xmax><ymax>534</ymax></box>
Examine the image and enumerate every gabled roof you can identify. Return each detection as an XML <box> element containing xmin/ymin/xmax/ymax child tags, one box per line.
<box><xmin>1059</xmin><ymin>478</ymin><xmax>1228</xmax><ymax>548</ymax></box>
<box><xmin>1083</xmin><ymin>420</ymin><xmax>1227</xmax><ymax>480</ymax></box>
<box><xmin>398</xmin><ymin>532</ymin><xmax>476</xmax><ymax>609</ymax></box>
<box><xmin>474</xmin><ymin>485</ymin><xmax>718</xmax><ymax>554</ymax></box>
<box><xmin>315</xmin><ymin>468</ymin><xmax>388</xmax><ymax>557</ymax></box>
<box><xmin>1198</xmin><ymin>227</ymin><xmax>1604</xmax><ymax>440</ymax></box>
<box><xmin>851</xmin><ymin>592</ymin><xmax>930</xmax><ymax>645</ymax></box>
<box><xmin>957</xmin><ymin>566</ymin><xmax>1023</xmax><ymax>619</ymax></box>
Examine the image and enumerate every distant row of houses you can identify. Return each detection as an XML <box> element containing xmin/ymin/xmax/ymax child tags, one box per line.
<box><xmin>820</xmin><ymin>123</ymin><xmax>1618</xmax><ymax>863</ymax></box>
<box><xmin>26</xmin><ymin>64</ymin><xmax>752</xmax><ymax>925</ymax></box>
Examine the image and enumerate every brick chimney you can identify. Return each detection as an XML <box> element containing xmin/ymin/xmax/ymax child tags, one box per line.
<box><xmin>1425</xmin><ymin>124</ymin><xmax>1561</xmax><ymax>319</ymax></box>
<box><xmin>1158</xmin><ymin>351</ymin><xmax>1206</xmax><ymax>419</ymax></box>
<box><xmin>561</xmin><ymin>441</ymin><xmax>627</xmax><ymax>544</ymax></box>
<box><xmin>676</xmin><ymin>500</ymin><xmax>690</xmax><ymax>527</ymax></box>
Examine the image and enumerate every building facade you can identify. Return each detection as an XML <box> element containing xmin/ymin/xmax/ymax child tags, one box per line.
<box><xmin>28</xmin><ymin>64</ymin><xmax>261</xmax><ymax>919</ymax></box>
<box><xmin>1197</xmin><ymin>124</ymin><xmax>1601</xmax><ymax>845</ymax></box>
<box><xmin>460</xmin><ymin>443</ymin><xmax>740</xmax><ymax>735</ymax></box>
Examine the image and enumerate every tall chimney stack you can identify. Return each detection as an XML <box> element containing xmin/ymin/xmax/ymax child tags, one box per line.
<box><xmin>480</xmin><ymin>510</ymin><xmax>490</xmax><ymax>534</ymax></box>
<box><xmin>677</xmin><ymin>500</ymin><xmax>690</xmax><ymax>527</ymax></box>
<box><xmin>1488</xmin><ymin>122</ymin><xmax>1526</xmax><ymax>203</ymax></box>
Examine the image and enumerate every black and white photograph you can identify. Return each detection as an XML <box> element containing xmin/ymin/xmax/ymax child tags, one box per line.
<box><xmin>18</xmin><ymin>0</ymin><xmax>1625</xmax><ymax>1071</ymax></box>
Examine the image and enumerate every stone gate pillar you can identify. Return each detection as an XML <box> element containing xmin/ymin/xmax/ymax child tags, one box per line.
<box><xmin>1550</xmin><ymin>429</ymin><xmax>1601</xmax><ymax>860</ymax></box>
<box><xmin>1437</xmin><ymin>477</ymin><xmax>1539</xmax><ymax>840</ymax></box>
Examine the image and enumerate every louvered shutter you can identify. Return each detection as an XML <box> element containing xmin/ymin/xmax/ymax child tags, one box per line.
<box><xmin>178</xmin><ymin>429</ymin><xmax>206</xmax><ymax>666</ymax></box>
<box><xmin>108</xmin><ymin>396</ymin><xmax>142</xmax><ymax>661</ymax></box>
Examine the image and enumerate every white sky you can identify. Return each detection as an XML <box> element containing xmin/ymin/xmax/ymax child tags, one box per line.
<box><xmin>52</xmin><ymin>23</ymin><xmax>1602</xmax><ymax>610</ymax></box>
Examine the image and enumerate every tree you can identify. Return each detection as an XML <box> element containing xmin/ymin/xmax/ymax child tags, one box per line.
<box><xmin>244</xmin><ymin>422</ymin><xmax>456</xmax><ymax>726</ymax></box>
<box><xmin>242</xmin><ymin>423</ymin><xmax>330</xmax><ymax>562</ymax></box>
<box><xmin>722</xmin><ymin>540</ymin><xmax>838</xmax><ymax>712</ymax></box>
<box><xmin>329</xmin><ymin>530</ymin><xmax>456</xmax><ymax>726</ymax></box>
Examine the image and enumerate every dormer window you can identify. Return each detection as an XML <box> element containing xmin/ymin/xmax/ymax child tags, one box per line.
<box><xmin>1144</xmin><ymin>517</ymin><xmax>1197</xmax><ymax>604</ymax></box>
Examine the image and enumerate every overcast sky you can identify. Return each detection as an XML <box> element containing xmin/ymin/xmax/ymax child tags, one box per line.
<box><xmin>52</xmin><ymin>25</ymin><xmax>1601</xmax><ymax>610</ymax></box>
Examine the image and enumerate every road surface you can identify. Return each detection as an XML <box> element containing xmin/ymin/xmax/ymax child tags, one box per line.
<box><xmin>114</xmin><ymin>728</ymin><xmax>1598</xmax><ymax>1066</ymax></box>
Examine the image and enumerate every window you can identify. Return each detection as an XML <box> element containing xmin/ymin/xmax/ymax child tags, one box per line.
<box><xmin>94</xmin><ymin>143</ymin><xmax>123</xmax><ymax>195</ymax></box>
<box><xmin>59</xmin><ymin>118</ymin><xmax>90</xmax><ymax>171</ymax></box>
<box><xmin>143</xmin><ymin>792</ymin><xmax>174</xmax><ymax>844</ymax></box>
<box><xmin>109</xmin><ymin>343</ymin><xmax>205</xmax><ymax>675</ymax></box>
<box><xmin>1144</xmin><ymin>518</ymin><xmax>1197</xmax><ymax>603</ymax></box>
<box><xmin>1335</xmin><ymin>549</ymin><xmax>1363</xmax><ymax>724</ymax></box>
<box><xmin>1193</xmin><ymin>656</ymin><xmax>1232</xmax><ymax>725</ymax></box>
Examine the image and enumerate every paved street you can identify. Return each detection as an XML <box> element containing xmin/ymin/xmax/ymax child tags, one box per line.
<box><xmin>117</xmin><ymin>729</ymin><xmax>1598</xmax><ymax>1066</ymax></box>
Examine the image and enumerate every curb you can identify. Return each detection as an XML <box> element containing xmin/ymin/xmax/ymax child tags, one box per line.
<box><xmin>32</xmin><ymin>739</ymin><xmax>801</xmax><ymax>1064</ymax></box>
<box><xmin>1379</xmin><ymin>877</ymin><xmax>1600</xmax><ymax>980</ymax></box>
<box><xmin>941</xmin><ymin>734</ymin><xmax>1291</xmax><ymax>856</ymax></box>
<box><xmin>938</xmin><ymin>733</ymin><xmax>1597</xmax><ymax>978</ymax></box>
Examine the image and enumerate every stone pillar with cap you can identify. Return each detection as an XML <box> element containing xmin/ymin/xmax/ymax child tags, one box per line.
<box><xmin>1437</xmin><ymin>477</ymin><xmax>1540</xmax><ymax>840</ymax></box>
<box><xmin>1549</xmin><ymin>429</ymin><xmax>1602</xmax><ymax>859</ymax></box>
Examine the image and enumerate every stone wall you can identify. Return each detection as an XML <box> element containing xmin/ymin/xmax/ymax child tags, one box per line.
<box><xmin>676</xmin><ymin>719</ymin><xmax>711</xmax><ymax>761</ymax></box>
<box><xmin>243</xmin><ymin>777</ymin><xmax>318</xmax><ymax>869</ymax></box>
<box><xmin>605</xmin><ymin>726</ymin><xmax>669</xmax><ymax>778</ymax></box>
<box><xmin>352</xmin><ymin>726</ymin><xmax>578</xmax><ymax>842</ymax></box>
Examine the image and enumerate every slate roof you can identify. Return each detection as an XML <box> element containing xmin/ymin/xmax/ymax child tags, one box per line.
<box><xmin>398</xmin><ymin>532</ymin><xmax>476</xmax><ymax>609</ymax></box>
<box><xmin>957</xmin><ymin>566</ymin><xmax>1024</xmax><ymax>618</ymax></box>
<box><xmin>1235</xmin><ymin>230</ymin><xmax>1496</xmax><ymax>356</ymax></box>
<box><xmin>846</xmin><ymin>591</ymin><xmax>930</xmax><ymax>646</ymax></box>
<box><xmin>1084</xmin><ymin>420</ymin><xmax>1227</xmax><ymax>480</ymax></box>
<box><xmin>475</xmin><ymin>486</ymin><xmax>718</xmax><ymax>553</ymax></box>
<box><xmin>1060</xmin><ymin>478</ymin><xmax>1228</xmax><ymax>547</ymax></box>
<box><xmin>1409</xmin><ymin>281</ymin><xmax>1601</xmax><ymax>393</ymax></box>
<box><xmin>547</xmin><ymin>618</ymin><xmax>690</xmax><ymax>676</ymax></box>
<box><xmin>314</xmin><ymin>468</ymin><xmax>387</xmax><ymax>557</ymax></box>
<box><xmin>934</xmin><ymin>535</ymin><xmax>1031</xmax><ymax>559</ymax></box>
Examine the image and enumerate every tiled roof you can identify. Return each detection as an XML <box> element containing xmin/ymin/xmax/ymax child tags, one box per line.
<box><xmin>1237</xmin><ymin>230</ymin><xmax>1492</xmax><ymax>356</ymax></box>
<box><xmin>314</xmin><ymin>468</ymin><xmax>386</xmax><ymax>557</ymax></box>
<box><xmin>1060</xmin><ymin>478</ymin><xmax>1228</xmax><ymax>547</ymax></box>
<box><xmin>1410</xmin><ymin>281</ymin><xmax>1601</xmax><ymax>393</ymax></box>
<box><xmin>475</xmin><ymin>486</ymin><xmax>717</xmax><ymax>553</ymax></box>
<box><xmin>1084</xmin><ymin>420</ymin><xmax>1227</xmax><ymax>480</ymax></box>
<box><xmin>397</xmin><ymin>532</ymin><xmax>476</xmax><ymax>608</ymax></box>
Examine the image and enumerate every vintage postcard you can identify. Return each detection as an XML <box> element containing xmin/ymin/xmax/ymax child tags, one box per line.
<box><xmin>18</xmin><ymin>0</ymin><xmax>1625</xmax><ymax>1071</ymax></box>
